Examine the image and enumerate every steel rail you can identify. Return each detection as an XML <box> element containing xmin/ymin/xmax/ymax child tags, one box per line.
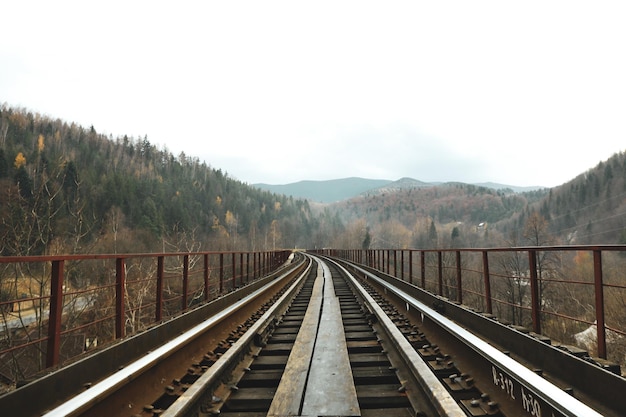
<box><xmin>346</xmin><ymin>260</ymin><xmax>603</xmax><ymax>417</ymax></box>
<box><xmin>323</xmin><ymin>255</ymin><xmax>467</xmax><ymax>417</ymax></box>
<box><xmin>160</xmin><ymin>258</ymin><xmax>313</xmax><ymax>417</ymax></box>
<box><xmin>41</xmin><ymin>260</ymin><xmax>310</xmax><ymax>417</ymax></box>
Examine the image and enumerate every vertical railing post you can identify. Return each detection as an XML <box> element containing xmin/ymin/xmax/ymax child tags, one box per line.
<box><xmin>203</xmin><ymin>254</ymin><xmax>210</xmax><ymax>301</ymax></box>
<box><xmin>401</xmin><ymin>250</ymin><xmax>405</xmax><ymax>281</ymax></box>
<box><xmin>262</xmin><ymin>252</ymin><xmax>266</xmax><ymax>276</ymax></box>
<box><xmin>380</xmin><ymin>249</ymin><xmax>383</xmax><ymax>271</ymax></box>
<box><xmin>456</xmin><ymin>250</ymin><xmax>463</xmax><ymax>304</ymax></box>
<box><xmin>593</xmin><ymin>250</ymin><xmax>607</xmax><ymax>359</ymax></box>
<box><xmin>115</xmin><ymin>257</ymin><xmax>126</xmax><ymax>339</ymax></box>
<box><xmin>219</xmin><ymin>253</ymin><xmax>224</xmax><ymax>294</ymax></box>
<box><xmin>240</xmin><ymin>252</ymin><xmax>244</xmax><ymax>287</ymax></box>
<box><xmin>420</xmin><ymin>251</ymin><xmax>426</xmax><ymax>288</ymax></box>
<box><xmin>156</xmin><ymin>256</ymin><xmax>164</xmax><ymax>321</ymax></box>
<box><xmin>393</xmin><ymin>250</ymin><xmax>398</xmax><ymax>277</ymax></box>
<box><xmin>231</xmin><ymin>252</ymin><xmax>236</xmax><ymax>288</ymax></box>
<box><xmin>482</xmin><ymin>251</ymin><xmax>493</xmax><ymax>314</ymax></box>
<box><xmin>438</xmin><ymin>251</ymin><xmax>443</xmax><ymax>296</ymax></box>
<box><xmin>182</xmin><ymin>255</ymin><xmax>189</xmax><ymax>311</ymax></box>
<box><xmin>46</xmin><ymin>260</ymin><xmax>64</xmax><ymax>368</ymax></box>
<box><xmin>528</xmin><ymin>249</ymin><xmax>541</xmax><ymax>334</ymax></box>
<box><xmin>387</xmin><ymin>250</ymin><xmax>391</xmax><ymax>274</ymax></box>
<box><xmin>246</xmin><ymin>252</ymin><xmax>250</xmax><ymax>283</ymax></box>
<box><xmin>409</xmin><ymin>250</ymin><xmax>413</xmax><ymax>284</ymax></box>
<box><xmin>382</xmin><ymin>250</ymin><xmax>385</xmax><ymax>271</ymax></box>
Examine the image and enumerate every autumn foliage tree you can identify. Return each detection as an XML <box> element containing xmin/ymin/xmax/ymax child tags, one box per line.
<box><xmin>0</xmin><ymin>104</ymin><xmax>316</xmax><ymax>258</ymax></box>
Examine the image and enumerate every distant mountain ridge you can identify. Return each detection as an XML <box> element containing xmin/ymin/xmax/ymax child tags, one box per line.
<box><xmin>254</xmin><ymin>177</ymin><xmax>392</xmax><ymax>203</ymax></box>
<box><xmin>254</xmin><ymin>177</ymin><xmax>545</xmax><ymax>203</ymax></box>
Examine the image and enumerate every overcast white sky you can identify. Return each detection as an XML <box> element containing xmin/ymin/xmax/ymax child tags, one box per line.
<box><xmin>1</xmin><ymin>1</ymin><xmax>625</xmax><ymax>187</ymax></box>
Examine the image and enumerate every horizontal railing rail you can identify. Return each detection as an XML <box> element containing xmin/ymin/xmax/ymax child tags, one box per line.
<box><xmin>314</xmin><ymin>245</ymin><xmax>626</xmax><ymax>371</ymax></box>
<box><xmin>0</xmin><ymin>250</ymin><xmax>291</xmax><ymax>386</ymax></box>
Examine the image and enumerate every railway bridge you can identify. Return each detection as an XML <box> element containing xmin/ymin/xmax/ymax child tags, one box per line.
<box><xmin>0</xmin><ymin>246</ymin><xmax>624</xmax><ymax>416</ymax></box>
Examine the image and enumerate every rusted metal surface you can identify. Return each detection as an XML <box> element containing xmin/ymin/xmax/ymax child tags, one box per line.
<box><xmin>347</xmin><ymin>260</ymin><xmax>592</xmax><ymax>416</ymax></box>
<box><xmin>299</xmin><ymin>262</ymin><xmax>359</xmax><ymax>416</ymax></box>
<box><xmin>267</xmin><ymin>264</ymin><xmax>324</xmax><ymax>415</ymax></box>
<box><xmin>528</xmin><ymin>249</ymin><xmax>541</xmax><ymax>334</ymax></box>
<box><xmin>482</xmin><ymin>250</ymin><xmax>492</xmax><ymax>315</ymax></box>
<box><xmin>322</xmin><ymin>245</ymin><xmax>626</xmax><ymax>363</ymax></box>
<box><xmin>0</xmin><ymin>250</ymin><xmax>291</xmax><ymax>387</ymax></box>
<box><xmin>46</xmin><ymin>260</ymin><xmax>64</xmax><ymax>368</ymax></box>
<box><xmin>45</xmin><ymin>257</ymin><xmax>303</xmax><ymax>417</ymax></box>
<box><xmin>4</xmin><ymin>247</ymin><xmax>626</xmax><ymax>416</ymax></box>
<box><xmin>593</xmin><ymin>249</ymin><xmax>607</xmax><ymax>359</ymax></box>
<box><xmin>336</xmin><ymin>260</ymin><xmax>467</xmax><ymax>417</ymax></box>
<box><xmin>163</xmin><ymin>259</ymin><xmax>311</xmax><ymax>417</ymax></box>
<box><xmin>172</xmin><ymin>256</ymin><xmax>442</xmax><ymax>416</ymax></box>
<box><xmin>338</xmin><ymin>257</ymin><xmax>625</xmax><ymax>417</ymax></box>
<box><xmin>0</xmin><ymin>251</ymin><xmax>291</xmax><ymax>415</ymax></box>
<box><xmin>115</xmin><ymin>257</ymin><xmax>125</xmax><ymax>339</ymax></box>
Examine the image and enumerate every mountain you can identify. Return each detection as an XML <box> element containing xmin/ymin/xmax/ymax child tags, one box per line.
<box><xmin>474</xmin><ymin>182</ymin><xmax>546</xmax><ymax>193</ymax></box>
<box><xmin>506</xmin><ymin>152</ymin><xmax>626</xmax><ymax>245</ymax></box>
<box><xmin>361</xmin><ymin>177</ymin><xmax>435</xmax><ymax>195</ymax></box>
<box><xmin>2</xmin><ymin>104</ymin><xmax>624</xmax><ymax>257</ymax></box>
<box><xmin>327</xmin><ymin>152</ymin><xmax>626</xmax><ymax>247</ymax></box>
<box><xmin>254</xmin><ymin>177</ymin><xmax>393</xmax><ymax>203</ymax></box>
<box><xmin>255</xmin><ymin>177</ymin><xmax>545</xmax><ymax>203</ymax></box>
<box><xmin>0</xmin><ymin>105</ymin><xmax>322</xmax><ymax>255</ymax></box>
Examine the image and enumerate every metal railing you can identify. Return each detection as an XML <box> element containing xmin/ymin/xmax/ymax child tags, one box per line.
<box><xmin>0</xmin><ymin>250</ymin><xmax>290</xmax><ymax>385</ymax></box>
<box><xmin>317</xmin><ymin>246</ymin><xmax>626</xmax><ymax>368</ymax></box>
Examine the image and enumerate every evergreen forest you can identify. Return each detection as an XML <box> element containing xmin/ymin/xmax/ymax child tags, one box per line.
<box><xmin>0</xmin><ymin>105</ymin><xmax>338</xmax><ymax>256</ymax></box>
<box><xmin>1</xmin><ymin>104</ymin><xmax>626</xmax><ymax>257</ymax></box>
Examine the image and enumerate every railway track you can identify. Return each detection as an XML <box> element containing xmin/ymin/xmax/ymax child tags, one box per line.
<box><xmin>212</xmin><ymin>260</ymin><xmax>424</xmax><ymax>416</ymax></box>
<box><xmin>2</xmin><ymin>252</ymin><xmax>622</xmax><ymax>416</ymax></box>
<box><xmin>158</xmin><ymin>256</ymin><xmax>463</xmax><ymax>417</ymax></box>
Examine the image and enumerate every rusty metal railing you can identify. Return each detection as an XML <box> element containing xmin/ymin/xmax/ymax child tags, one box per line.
<box><xmin>317</xmin><ymin>246</ymin><xmax>626</xmax><ymax>367</ymax></box>
<box><xmin>0</xmin><ymin>250</ymin><xmax>290</xmax><ymax>384</ymax></box>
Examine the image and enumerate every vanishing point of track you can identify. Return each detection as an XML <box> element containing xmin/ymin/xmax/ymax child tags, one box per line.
<box><xmin>3</xmin><ymin>252</ymin><xmax>622</xmax><ymax>417</ymax></box>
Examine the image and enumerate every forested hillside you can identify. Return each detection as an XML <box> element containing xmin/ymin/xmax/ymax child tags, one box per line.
<box><xmin>254</xmin><ymin>177</ymin><xmax>393</xmax><ymax>203</ymax></box>
<box><xmin>328</xmin><ymin>153</ymin><xmax>626</xmax><ymax>249</ymax></box>
<box><xmin>499</xmin><ymin>152</ymin><xmax>626</xmax><ymax>245</ymax></box>
<box><xmin>328</xmin><ymin>182</ymin><xmax>547</xmax><ymax>249</ymax></box>
<box><xmin>0</xmin><ymin>105</ymin><xmax>336</xmax><ymax>255</ymax></box>
<box><xmin>1</xmin><ymin>104</ymin><xmax>624</xmax><ymax>256</ymax></box>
